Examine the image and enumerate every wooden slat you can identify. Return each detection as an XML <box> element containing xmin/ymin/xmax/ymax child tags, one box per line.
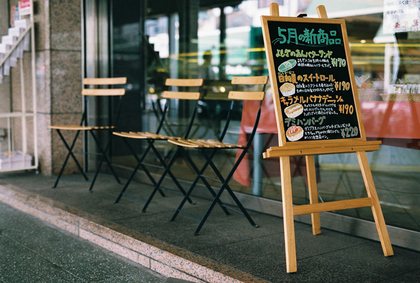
<box><xmin>205</xmin><ymin>139</ymin><xmax>244</xmax><ymax>148</ymax></box>
<box><xmin>91</xmin><ymin>126</ymin><xmax>115</xmax><ymax>130</ymax></box>
<box><xmin>269</xmin><ymin>2</ymin><xmax>280</xmax><ymax>16</ymax></box>
<box><xmin>168</xmin><ymin>138</ymin><xmax>246</xmax><ymax>149</ymax></box>
<box><xmin>357</xmin><ymin>151</ymin><xmax>394</xmax><ymax>256</ymax></box>
<box><xmin>49</xmin><ymin>125</ymin><xmax>93</xmax><ymax>130</ymax></box>
<box><xmin>113</xmin><ymin>131</ymin><xmax>171</xmax><ymax>140</ymax></box>
<box><xmin>82</xmin><ymin>89</ymin><xmax>125</xmax><ymax>96</ymax></box>
<box><xmin>267</xmin><ymin>140</ymin><xmax>381</xmax><ymax>151</ymax></box>
<box><xmin>263</xmin><ymin>142</ymin><xmax>381</xmax><ymax>158</ymax></box>
<box><xmin>293</xmin><ymin>198</ymin><xmax>372</xmax><ymax>216</ymax></box>
<box><xmin>84</xmin><ymin>77</ymin><xmax>127</xmax><ymax>85</ymax></box>
<box><xmin>162</xmin><ymin>91</ymin><xmax>200</xmax><ymax>100</ymax></box>
<box><xmin>231</xmin><ymin>76</ymin><xmax>268</xmax><ymax>85</ymax></box>
<box><xmin>316</xmin><ymin>5</ymin><xmax>328</xmax><ymax>19</ymax></box>
<box><xmin>113</xmin><ymin>132</ymin><xmax>151</xmax><ymax>139</ymax></box>
<box><xmin>306</xmin><ymin>155</ymin><xmax>321</xmax><ymax>235</ymax></box>
<box><xmin>203</xmin><ymin>139</ymin><xmax>228</xmax><ymax>147</ymax></box>
<box><xmin>168</xmin><ymin>138</ymin><xmax>202</xmax><ymax>148</ymax></box>
<box><xmin>280</xmin><ymin>156</ymin><xmax>297</xmax><ymax>273</ymax></box>
<box><xmin>113</xmin><ymin>132</ymin><xmax>131</xmax><ymax>137</ymax></box>
<box><xmin>113</xmin><ymin>132</ymin><xmax>143</xmax><ymax>138</ymax></box>
<box><xmin>165</xmin><ymin>78</ymin><xmax>204</xmax><ymax>87</ymax></box>
<box><xmin>49</xmin><ymin>125</ymin><xmax>114</xmax><ymax>130</ymax></box>
<box><xmin>192</xmin><ymin>139</ymin><xmax>216</xmax><ymax>147</ymax></box>
<box><xmin>228</xmin><ymin>91</ymin><xmax>265</xmax><ymax>101</ymax></box>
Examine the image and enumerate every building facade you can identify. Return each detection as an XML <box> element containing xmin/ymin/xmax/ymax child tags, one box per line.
<box><xmin>1</xmin><ymin>0</ymin><xmax>419</xmax><ymax>250</ymax></box>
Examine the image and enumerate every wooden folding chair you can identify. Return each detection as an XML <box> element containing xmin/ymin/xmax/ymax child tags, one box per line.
<box><xmin>112</xmin><ymin>78</ymin><xmax>203</xmax><ymax>209</ymax></box>
<box><xmin>168</xmin><ymin>76</ymin><xmax>269</xmax><ymax>235</ymax></box>
<box><xmin>49</xmin><ymin>77</ymin><xmax>127</xmax><ymax>190</ymax></box>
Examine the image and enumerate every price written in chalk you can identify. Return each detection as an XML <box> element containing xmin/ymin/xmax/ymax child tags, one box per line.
<box><xmin>340</xmin><ymin>126</ymin><xmax>359</xmax><ymax>138</ymax></box>
<box><xmin>335</xmin><ymin>81</ymin><xmax>351</xmax><ymax>91</ymax></box>
<box><xmin>338</xmin><ymin>104</ymin><xmax>354</xmax><ymax>115</ymax></box>
<box><xmin>331</xmin><ymin>58</ymin><xmax>346</xmax><ymax>67</ymax></box>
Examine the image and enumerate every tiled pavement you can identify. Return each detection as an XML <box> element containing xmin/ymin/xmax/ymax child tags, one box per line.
<box><xmin>0</xmin><ymin>201</ymin><xmax>167</xmax><ymax>283</ymax></box>
<box><xmin>1</xmin><ymin>171</ymin><xmax>420</xmax><ymax>282</ymax></box>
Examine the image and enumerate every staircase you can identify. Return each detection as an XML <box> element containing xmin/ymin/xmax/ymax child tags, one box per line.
<box><xmin>0</xmin><ymin>19</ymin><xmax>31</xmax><ymax>83</ymax></box>
<box><xmin>0</xmin><ymin>16</ymin><xmax>38</xmax><ymax>173</ymax></box>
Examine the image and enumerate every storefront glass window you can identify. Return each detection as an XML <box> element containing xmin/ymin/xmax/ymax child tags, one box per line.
<box><xmin>111</xmin><ymin>0</ymin><xmax>420</xmax><ymax>232</ymax></box>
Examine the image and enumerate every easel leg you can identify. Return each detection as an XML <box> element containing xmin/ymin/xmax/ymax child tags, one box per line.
<box><xmin>357</xmin><ymin>151</ymin><xmax>394</xmax><ymax>256</ymax></box>
<box><xmin>306</xmin><ymin>155</ymin><xmax>321</xmax><ymax>235</ymax></box>
<box><xmin>280</xmin><ymin>156</ymin><xmax>297</xmax><ymax>273</ymax></box>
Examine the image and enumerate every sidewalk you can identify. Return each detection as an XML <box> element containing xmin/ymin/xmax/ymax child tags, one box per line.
<box><xmin>0</xmin><ymin>201</ymin><xmax>166</xmax><ymax>283</ymax></box>
<box><xmin>1</xmin><ymin>170</ymin><xmax>420</xmax><ymax>282</ymax></box>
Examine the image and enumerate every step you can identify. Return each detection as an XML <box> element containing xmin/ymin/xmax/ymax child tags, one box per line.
<box><xmin>8</xmin><ymin>27</ymin><xmax>25</xmax><ymax>57</ymax></box>
<box><xmin>1</xmin><ymin>36</ymin><xmax>18</xmax><ymax>67</ymax></box>
<box><xmin>0</xmin><ymin>43</ymin><xmax>11</xmax><ymax>76</ymax></box>
<box><xmin>0</xmin><ymin>52</ymin><xmax>3</xmax><ymax>82</ymax></box>
<box><xmin>11</xmin><ymin>19</ymin><xmax>30</xmax><ymax>52</ymax></box>
<box><xmin>14</xmin><ymin>19</ymin><xmax>30</xmax><ymax>29</ymax></box>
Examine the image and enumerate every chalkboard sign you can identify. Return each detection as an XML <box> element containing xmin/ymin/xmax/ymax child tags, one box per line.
<box><xmin>261</xmin><ymin>16</ymin><xmax>365</xmax><ymax>145</ymax></box>
<box><xmin>260</xmin><ymin>6</ymin><xmax>392</xmax><ymax>275</ymax></box>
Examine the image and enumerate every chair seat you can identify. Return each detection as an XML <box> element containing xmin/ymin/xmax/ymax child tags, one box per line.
<box><xmin>169</xmin><ymin>138</ymin><xmax>246</xmax><ymax>149</ymax></box>
<box><xmin>49</xmin><ymin>125</ymin><xmax>115</xmax><ymax>131</ymax></box>
<box><xmin>113</xmin><ymin>131</ymin><xmax>178</xmax><ymax>140</ymax></box>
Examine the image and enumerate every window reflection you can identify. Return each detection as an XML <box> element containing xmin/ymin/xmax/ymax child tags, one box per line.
<box><xmin>111</xmin><ymin>0</ymin><xmax>420</xmax><ymax>232</ymax></box>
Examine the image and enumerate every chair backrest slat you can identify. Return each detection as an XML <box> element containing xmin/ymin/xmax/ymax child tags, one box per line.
<box><xmin>162</xmin><ymin>78</ymin><xmax>203</xmax><ymax>100</ymax></box>
<box><xmin>80</xmin><ymin>77</ymin><xmax>127</xmax><ymax>127</ymax></box>
<box><xmin>152</xmin><ymin>78</ymin><xmax>204</xmax><ymax>139</ymax></box>
<box><xmin>228</xmin><ymin>91</ymin><xmax>265</xmax><ymax>101</ymax></box>
<box><xmin>84</xmin><ymin>77</ymin><xmax>127</xmax><ymax>85</ymax></box>
<box><xmin>216</xmin><ymin>76</ymin><xmax>268</xmax><ymax>142</ymax></box>
<box><xmin>162</xmin><ymin>91</ymin><xmax>200</xmax><ymax>100</ymax></box>
<box><xmin>82</xmin><ymin>89</ymin><xmax>126</xmax><ymax>96</ymax></box>
<box><xmin>231</xmin><ymin>76</ymin><xmax>269</xmax><ymax>85</ymax></box>
<box><xmin>166</xmin><ymin>78</ymin><xmax>203</xmax><ymax>87</ymax></box>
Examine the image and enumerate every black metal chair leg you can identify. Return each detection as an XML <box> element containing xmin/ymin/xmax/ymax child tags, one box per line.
<box><xmin>114</xmin><ymin>162</ymin><xmax>141</xmax><ymax>203</ymax></box>
<box><xmin>141</xmin><ymin>148</ymin><xmax>183</xmax><ymax>212</ymax></box>
<box><xmin>88</xmin><ymin>131</ymin><xmax>121</xmax><ymax>190</ymax></box>
<box><xmin>194</xmin><ymin>185</ymin><xmax>227</xmax><ymax>235</ymax></box>
<box><xmin>149</xmin><ymin>143</ymin><xmax>194</xmax><ymax>204</ymax></box>
<box><xmin>53</xmin><ymin>129</ymin><xmax>88</xmax><ymax>188</ymax></box>
<box><xmin>181</xmin><ymin>147</ymin><xmax>230</xmax><ymax>213</ymax></box>
<box><xmin>171</xmin><ymin>146</ymin><xmax>234</xmax><ymax>222</ymax></box>
<box><xmin>122</xmin><ymin>138</ymin><xmax>166</xmax><ymax>197</ymax></box>
<box><xmin>193</xmin><ymin>150</ymin><xmax>258</xmax><ymax>234</ymax></box>
<box><xmin>224</xmin><ymin>184</ymin><xmax>258</xmax><ymax>227</ymax></box>
<box><xmin>194</xmin><ymin>180</ymin><xmax>258</xmax><ymax>236</ymax></box>
<box><xmin>192</xmin><ymin>167</ymin><xmax>257</xmax><ymax>235</ymax></box>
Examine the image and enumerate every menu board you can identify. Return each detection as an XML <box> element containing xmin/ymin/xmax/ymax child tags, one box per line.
<box><xmin>261</xmin><ymin>17</ymin><xmax>362</xmax><ymax>144</ymax></box>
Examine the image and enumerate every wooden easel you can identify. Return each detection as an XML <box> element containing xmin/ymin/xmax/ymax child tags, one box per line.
<box><xmin>261</xmin><ymin>4</ymin><xmax>394</xmax><ymax>273</ymax></box>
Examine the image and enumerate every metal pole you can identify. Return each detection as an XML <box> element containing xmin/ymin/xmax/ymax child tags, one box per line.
<box><xmin>30</xmin><ymin>0</ymin><xmax>38</xmax><ymax>171</ymax></box>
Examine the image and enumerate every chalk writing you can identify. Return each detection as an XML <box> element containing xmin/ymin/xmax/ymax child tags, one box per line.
<box><xmin>266</xmin><ymin>19</ymin><xmax>360</xmax><ymax>141</ymax></box>
<box><xmin>273</xmin><ymin>28</ymin><xmax>343</xmax><ymax>47</ymax></box>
